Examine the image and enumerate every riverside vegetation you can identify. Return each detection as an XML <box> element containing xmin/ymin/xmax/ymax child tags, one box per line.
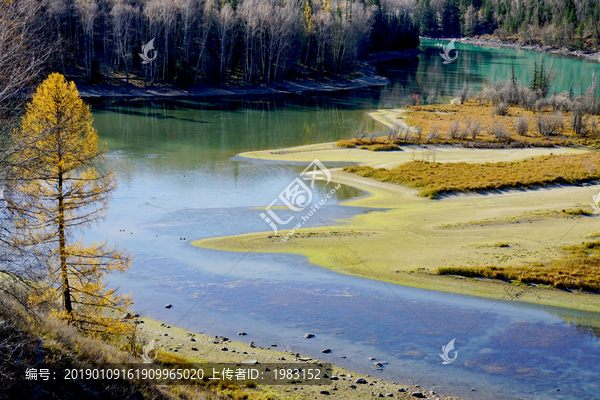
<box><xmin>417</xmin><ymin>0</ymin><xmax>600</xmax><ymax>52</ymax></box>
<box><xmin>338</xmin><ymin>64</ymin><xmax>600</xmax><ymax>294</ymax></box>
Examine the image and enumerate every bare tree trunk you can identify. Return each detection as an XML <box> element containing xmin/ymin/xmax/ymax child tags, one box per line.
<box><xmin>57</xmin><ymin>172</ymin><xmax>73</xmax><ymax>315</ymax></box>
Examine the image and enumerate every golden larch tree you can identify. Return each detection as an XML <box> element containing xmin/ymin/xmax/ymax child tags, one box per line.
<box><xmin>7</xmin><ymin>73</ymin><xmax>132</xmax><ymax>336</ymax></box>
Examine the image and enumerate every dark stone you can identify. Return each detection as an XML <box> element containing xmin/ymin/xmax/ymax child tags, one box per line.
<box><xmin>321</xmin><ymin>349</ymin><xmax>331</xmax><ymax>354</ymax></box>
<box><xmin>164</xmin><ymin>304</ymin><xmax>172</xmax><ymax>309</ymax></box>
<box><xmin>238</xmin><ymin>332</ymin><xmax>247</xmax><ymax>336</ymax></box>
<box><xmin>220</xmin><ymin>347</ymin><xmax>228</xmax><ymax>351</ymax></box>
<box><xmin>304</xmin><ymin>333</ymin><xmax>315</xmax><ymax>338</ymax></box>
<box><xmin>411</xmin><ymin>392</ymin><xmax>425</xmax><ymax>398</ymax></box>
<box><xmin>355</xmin><ymin>378</ymin><xmax>368</xmax><ymax>384</ymax></box>
<box><xmin>320</xmin><ymin>391</ymin><xmax>330</xmax><ymax>395</ymax></box>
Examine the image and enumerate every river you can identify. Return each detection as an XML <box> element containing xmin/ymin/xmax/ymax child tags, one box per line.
<box><xmin>85</xmin><ymin>40</ymin><xmax>600</xmax><ymax>399</ymax></box>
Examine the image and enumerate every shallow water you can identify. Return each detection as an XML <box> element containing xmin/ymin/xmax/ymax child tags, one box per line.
<box><xmin>86</xmin><ymin>41</ymin><xmax>600</xmax><ymax>399</ymax></box>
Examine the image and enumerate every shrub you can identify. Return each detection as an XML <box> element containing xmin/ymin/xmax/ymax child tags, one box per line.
<box><xmin>458</xmin><ymin>83</ymin><xmax>473</xmax><ymax>104</ymax></box>
<box><xmin>536</xmin><ymin>111</ymin><xmax>563</xmax><ymax>137</ymax></box>
<box><xmin>515</xmin><ymin>115</ymin><xmax>529</xmax><ymax>136</ymax></box>
<box><xmin>572</xmin><ymin>103</ymin><xmax>586</xmax><ymax>136</ymax></box>
<box><xmin>446</xmin><ymin>120</ymin><xmax>460</xmax><ymax>139</ymax></box>
<box><xmin>470</xmin><ymin>121</ymin><xmax>482</xmax><ymax>139</ymax></box>
<box><xmin>414</xmin><ymin>125</ymin><xmax>423</xmax><ymax>141</ymax></box>
<box><xmin>490</xmin><ymin>121</ymin><xmax>510</xmax><ymax>141</ymax></box>
<box><xmin>522</xmin><ymin>89</ymin><xmax>539</xmax><ymax>111</ymax></box>
<box><xmin>494</xmin><ymin>101</ymin><xmax>509</xmax><ymax>116</ymax></box>
<box><xmin>426</xmin><ymin>125</ymin><xmax>440</xmax><ymax>141</ymax></box>
<box><xmin>494</xmin><ymin>27</ymin><xmax>509</xmax><ymax>41</ymax></box>
<box><xmin>548</xmin><ymin>91</ymin><xmax>572</xmax><ymax>112</ymax></box>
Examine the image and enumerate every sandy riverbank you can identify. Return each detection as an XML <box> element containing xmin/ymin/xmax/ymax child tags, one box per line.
<box><xmin>196</xmin><ymin>137</ymin><xmax>600</xmax><ymax>313</ymax></box>
<box><xmin>136</xmin><ymin>316</ymin><xmax>459</xmax><ymax>399</ymax></box>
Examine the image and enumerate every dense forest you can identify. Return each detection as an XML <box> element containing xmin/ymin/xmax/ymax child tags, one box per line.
<box><xmin>36</xmin><ymin>0</ymin><xmax>421</xmax><ymax>85</ymax></box>
<box><xmin>417</xmin><ymin>0</ymin><xmax>600</xmax><ymax>49</ymax></box>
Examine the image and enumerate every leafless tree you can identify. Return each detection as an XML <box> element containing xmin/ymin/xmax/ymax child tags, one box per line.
<box><xmin>75</xmin><ymin>0</ymin><xmax>99</xmax><ymax>80</ymax></box>
<box><xmin>111</xmin><ymin>0</ymin><xmax>139</xmax><ymax>84</ymax></box>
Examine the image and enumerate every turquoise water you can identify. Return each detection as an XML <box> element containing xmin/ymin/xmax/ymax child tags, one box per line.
<box><xmin>86</xmin><ymin>41</ymin><xmax>600</xmax><ymax>399</ymax></box>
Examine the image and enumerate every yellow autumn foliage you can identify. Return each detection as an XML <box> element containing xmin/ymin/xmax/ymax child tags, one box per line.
<box><xmin>8</xmin><ymin>73</ymin><xmax>133</xmax><ymax>337</ymax></box>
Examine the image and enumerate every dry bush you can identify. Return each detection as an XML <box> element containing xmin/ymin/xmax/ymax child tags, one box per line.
<box><xmin>426</xmin><ymin>125</ymin><xmax>440</xmax><ymax>141</ymax></box>
<box><xmin>541</xmin><ymin>25</ymin><xmax>556</xmax><ymax>46</ymax></box>
<box><xmin>458</xmin><ymin>83</ymin><xmax>473</xmax><ymax>104</ymax></box>
<box><xmin>535</xmin><ymin>97</ymin><xmax>549</xmax><ymax>112</ymax></box>
<box><xmin>494</xmin><ymin>27</ymin><xmax>509</xmax><ymax>41</ymax></box>
<box><xmin>536</xmin><ymin>111</ymin><xmax>563</xmax><ymax>136</ymax></box>
<box><xmin>446</xmin><ymin>120</ymin><xmax>460</xmax><ymax>139</ymax></box>
<box><xmin>548</xmin><ymin>91</ymin><xmax>572</xmax><ymax>112</ymax></box>
<box><xmin>522</xmin><ymin>89</ymin><xmax>539</xmax><ymax>111</ymax></box>
<box><xmin>469</xmin><ymin>120</ymin><xmax>482</xmax><ymax>139</ymax></box>
<box><xmin>490</xmin><ymin>121</ymin><xmax>510</xmax><ymax>141</ymax></box>
<box><xmin>414</xmin><ymin>125</ymin><xmax>423</xmax><ymax>141</ymax></box>
<box><xmin>572</xmin><ymin>103</ymin><xmax>586</xmax><ymax>136</ymax></box>
<box><xmin>460</xmin><ymin>119</ymin><xmax>471</xmax><ymax>139</ymax></box>
<box><xmin>494</xmin><ymin>101</ymin><xmax>509</xmax><ymax>116</ymax></box>
<box><xmin>515</xmin><ymin>115</ymin><xmax>529</xmax><ymax>136</ymax></box>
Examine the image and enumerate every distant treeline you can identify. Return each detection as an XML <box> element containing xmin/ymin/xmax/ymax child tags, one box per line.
<box><xmin>417</xmin><ymin>0</ymin><xmax>600</xmax><ymax>49</ymax></box>
<box><xmin>44</xmin><ymin>0</ymin><xmax>420</xmax><ymax>85</ymax></box>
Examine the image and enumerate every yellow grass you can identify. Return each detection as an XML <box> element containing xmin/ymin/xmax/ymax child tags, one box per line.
<box><xmin>344</xmin><ymin>152</ymin><xmax>600</xmax><ymax>198</ymax></box>
<box><xmin>338</xmin><ymin>101</ymin><xmax>600</xmax><ymax>148</ymax></box>
<box><xmin>437</xmin><ymin>240</ymin><xmax>600</xmax><ymax>291</ymax></box>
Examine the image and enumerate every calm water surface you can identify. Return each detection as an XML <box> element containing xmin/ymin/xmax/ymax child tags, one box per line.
<box><xmin>86</xmin><ymin>41</ymin><xmax>600</xmax><ymax>399</ymax></box>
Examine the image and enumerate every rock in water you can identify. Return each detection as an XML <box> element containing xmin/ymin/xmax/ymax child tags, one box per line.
<box><xmin>321</xmin><ymin>349</ymin><xmax>332</xmax><ymax>354</ymax></box>
<box><xmin>164</xmin><ymin>304</ymin><xmax>172</xmax><ymax>309</ymax></box>
<box><xmin>304</xmin><ymin>333</ymin><xmax>314</xmax><ymax>338</ymax></box>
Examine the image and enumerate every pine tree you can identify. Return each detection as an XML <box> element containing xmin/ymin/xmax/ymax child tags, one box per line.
<box><xmin>511</xmin><ymin>61</ymin><xmax>517</xmax><ymax>87</ymax></box>
<box><xmin>530</xmin><ymin>61</ymin><xmax>539</xmax><ymax>92</ymax></box>
<box><xmin>7</xmin><ymin>73</ymin><xmax>132</xmax><ymax>336</ymax></box>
